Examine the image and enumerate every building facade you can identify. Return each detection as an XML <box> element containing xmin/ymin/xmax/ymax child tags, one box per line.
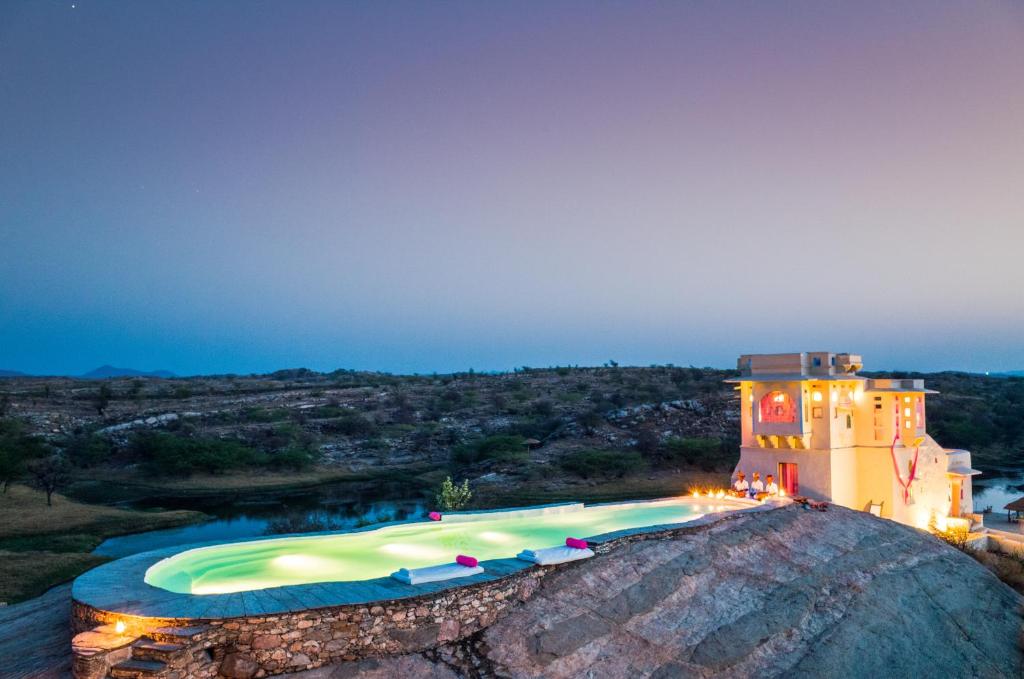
<box><xmin>730</xmin><ymin>352</ymin><xmax>978</xmax><ymax>529</ymax></box>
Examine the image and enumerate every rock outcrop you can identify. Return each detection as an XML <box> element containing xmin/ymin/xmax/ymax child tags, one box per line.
<box><xmin>300</xmin><ymin>505</ymin><xmax>1023</xmax><ymax>678</ymax></box>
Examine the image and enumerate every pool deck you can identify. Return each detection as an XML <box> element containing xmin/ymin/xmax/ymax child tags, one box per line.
<box><xmin>73</xmin><ymin>496</ymin><xmax>771</xmax><ymax>621</ymax></box>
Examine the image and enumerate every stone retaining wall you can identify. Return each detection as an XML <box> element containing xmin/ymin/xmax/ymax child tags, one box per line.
<box><xmin>73</xmin><ymin>564</ymin><xmax>555</xmax><ymax>677</ymax></box>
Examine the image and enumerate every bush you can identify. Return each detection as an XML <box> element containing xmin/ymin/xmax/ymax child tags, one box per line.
<box><xmin>62</xmin><ymin>433</ymin><xmax>112</xmax><ymax>468</ymax></box>
<box><xmin>452</xmin><ymin>435</ymin><xmax>528</xmax><ymax>466</ymax></box>
<box><xmin>665</xmin><ymin>437</ymin><xmax>724</xmax><ymax>471</ymax></box>
<box><xmin>323</xmin><ymin>412</ymin><xmax>378</xmax><ymax>437</ymax></box>
<box><xmin>131</xmin><ymin>432</ymin><xmax>266</xmax><ymax>476</ymax></box>
<box><xmin>973</xmin><ymin>550</ymin><xmax>1024</xmax><ymax>595</ymax></box>
<box><xmin>635</xmin><ymin>427</ymin><xmax>660</xmax><ymax>454</ymax></box>
<box><xmin>436</xmin><ymin>476</ymin><xmax>472</xmax><ymax>511</ymax></box>
<box><xmin>270</xmin><ymin>443</ymin><xmax>318</xmax><ymax>471</ymax></box>
<box><xmin>559</xmin><ymin>449</ymin><xmax>645</xmax><ymax>479</ymax></box>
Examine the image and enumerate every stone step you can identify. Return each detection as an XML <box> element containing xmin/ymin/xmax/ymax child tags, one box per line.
<box><xmin>149</xmin><ymin>625</ymin><xmax>208</xmax><ymax>644</ymax></box>
<box><xmin>108</xmin><ymin>658</ymin><xmax>166</xmax><ymax>678</ymax></box>
<box><xmin>131</xmin><ymin>638</ymin><xmax>185</xmax><ymax>662</ymax></box>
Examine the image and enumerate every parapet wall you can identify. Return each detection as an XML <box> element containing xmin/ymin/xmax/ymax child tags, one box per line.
<box><xmin>73</xmin><ymin>564</ymin><xmax>550</xmax><ymax>676</ymax></box>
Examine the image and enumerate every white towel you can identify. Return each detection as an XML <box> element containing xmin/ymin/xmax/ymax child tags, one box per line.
<box><xmin>517</xmin><ymin>545</ymin><xmax>595</xmax><ymax>565</ymax></box>
<box><xmin>390</xmin><ymin>563</ymin><xmax>484</xmax><ymax>585</ymax></box>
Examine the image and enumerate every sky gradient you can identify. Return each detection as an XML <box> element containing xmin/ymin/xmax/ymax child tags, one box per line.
<box><xmin>2</xmin><ymin>1</ymin><xmax>1023</xmax><ymax>376</ymax></box>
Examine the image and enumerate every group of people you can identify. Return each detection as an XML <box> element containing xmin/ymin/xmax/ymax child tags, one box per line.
<box><xmin>731</xmin><ymin>470</ymin><xmax>780</xmax><ymax>500</ymax></box>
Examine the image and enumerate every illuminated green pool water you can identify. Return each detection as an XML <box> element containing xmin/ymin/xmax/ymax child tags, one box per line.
<box><xmin>145</xmin><ymin>498</ymin><xmax>744</xmax><ymax>594</ymax></box>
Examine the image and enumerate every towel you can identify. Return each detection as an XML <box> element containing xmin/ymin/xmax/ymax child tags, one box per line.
<box><xmin>391</xmin><ymin>563</ymin><xmax>484</xmax><ymax>585</ymax></box>
<box><xmin>429</xmin><ymin>512</ymin><xmax>442</xmax><ymax>521</ymax></box>
<box><xmin>565</xmin><ymin>537</ymin><xmax>588</xmax><ymax>550</ymax></box>
<box><xmin>517</xmin><ymin>545</ymin><xmax>595</xmax><ymax>565</ymax></box>
<box><xmin>456</xmin><ymin>554</ymin><xmax>478</xmax><ymax>567</ymax></box>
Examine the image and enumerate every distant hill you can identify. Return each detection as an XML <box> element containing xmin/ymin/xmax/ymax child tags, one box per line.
<box><xmin>0</xmin><ymin>369</ymin><xmax>29</xmax><ymax>378</ymax></box>
<box><xmin>81</xmin><ymin>365</ymin><xmax>175</xmax><ymax>379</ymax></box>
<box><xmin>990</xmin><ymin>370</ymin><xmax>1024</xmax><ymax>377</ymax></box>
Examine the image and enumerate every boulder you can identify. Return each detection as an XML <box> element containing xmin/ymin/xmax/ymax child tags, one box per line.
<box><xmin>295</xmin><ymin>505</ymin><xmax>1023</xmax><ymax>678</ymax></box>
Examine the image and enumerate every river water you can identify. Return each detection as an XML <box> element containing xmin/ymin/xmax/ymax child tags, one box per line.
<box><xmin>94</xmin><ymin>485</ymin><xmax>427</xmax><ymax>558</ymax></box>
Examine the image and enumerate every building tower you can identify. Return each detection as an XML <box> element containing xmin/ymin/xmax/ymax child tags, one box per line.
<box><xmin>729</xmin><ymin>352</ymin><xmax>978</xmax><ymax>528</ymax></box>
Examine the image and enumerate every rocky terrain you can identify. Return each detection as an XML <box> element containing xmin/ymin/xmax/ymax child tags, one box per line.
<box><xmin>0</xmin><ymin>367</ymin><xmax>742</xmax><ymax>499</ymax></box>
<box><xmin>294</xmin><ymin>505</ymin><xmax>1023</xmax><ymax>679</ymax></box>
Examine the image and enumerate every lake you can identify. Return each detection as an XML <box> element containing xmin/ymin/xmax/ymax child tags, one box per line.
<box><xmin>94</xmin><ymin>484</ymin><xmax>427</xmax><ymax>558</ymax></box>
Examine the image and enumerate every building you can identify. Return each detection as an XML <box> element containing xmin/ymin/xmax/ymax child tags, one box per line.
<box><xmin>729</xmin><ymin>351</ymin><xmax>979</xmax><ymax>529</ymax></box>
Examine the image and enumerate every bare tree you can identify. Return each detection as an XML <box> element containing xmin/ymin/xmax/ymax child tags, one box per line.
<box><xmin>28</xmin><ymin>455</ymin><xmax>72</xmax><ymax>506</ymax></box>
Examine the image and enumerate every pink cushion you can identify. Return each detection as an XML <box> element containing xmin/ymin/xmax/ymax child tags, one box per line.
<box><xmin>428</xmin><ymin>512</ymin><xmax>442</xmax><ymax>521</ymax></box>
<box><xmin>456</xmin><ymin>555</ymin><xmax>478</xmax><ymax>567</ymax></box>
<box><xmin>565</xmin><ymin>537</ymin><xmax>589</xmax><ymax>550</ymax></box>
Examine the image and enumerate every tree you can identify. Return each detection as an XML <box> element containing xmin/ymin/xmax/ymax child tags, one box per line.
<box><xmin>436</xmin><ymin>476</ymin><xmax>472</xmax><ymax>511</ymax></box>
<box><xmin>94</xmin><ymin>384</ymin><xmax>113</xmax><ymax>416</ymax></box>
<box><xmin>27</xmin><ymin>454</ymin><xmax>72</xmax><ymax>506</ymax></box>
<box><xmin>0</xmin><ymin>418</ymin><xmax>48</xmax><ymax>491</ymax></box>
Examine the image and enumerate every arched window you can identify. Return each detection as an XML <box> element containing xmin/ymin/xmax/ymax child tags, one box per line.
<box><xmin>759</xmin><ymin>391</ymin><xmax>797</xmax><ymax>423</ymax></box>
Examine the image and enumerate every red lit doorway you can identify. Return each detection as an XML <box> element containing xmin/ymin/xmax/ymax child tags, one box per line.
<box><xmin>778</xmin><ymin>463</ymin><xmax>799</xmax><ymax>495</ymax></box>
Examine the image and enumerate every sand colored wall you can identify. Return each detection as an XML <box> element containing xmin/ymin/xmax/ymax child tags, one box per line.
<box><xmin>735</xmin><ymin>447</ymin><xmax>832</xmax><ymax>500</ymax></box>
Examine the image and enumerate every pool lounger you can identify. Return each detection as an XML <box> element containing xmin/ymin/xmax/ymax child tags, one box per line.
<box><xmin>517</xmin><ymin>545</ymin><xmax>595</xmax><ymax>565</ymax></box>
<box><xmin>391</xmin><ymin>563</ymin><xmax>484</xmax><ymax>585</ymax></box>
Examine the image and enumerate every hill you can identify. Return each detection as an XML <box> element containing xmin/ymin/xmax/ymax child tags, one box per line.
<box><xmin>81</xmin><ymin>365</ymin><xmax>175</xmax><ymax>379</ymax></box>
<box><xmin>0</xmin><ymin>369</ymin><xmax>29</xmax><ymax>378</ymax></box>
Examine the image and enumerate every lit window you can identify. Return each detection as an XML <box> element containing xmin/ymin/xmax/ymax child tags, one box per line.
<box><xmin>904</xmin><ymin>396</ymin><xmax>911</xmax><ymax>403</ymax></box>
<box><xmin>904</xmin><ymin>408</ymin><xmax>912</xmax><ymax>417</ymax></box>
<box><xmin>759</xmin><ymin>391</ymin><xmax>797</xmax><ymax>423</ymax></box>
<box><xmin>812</xmin><ymin>391</ymin><xmax>823</xmax><ymax>402</ymax></box>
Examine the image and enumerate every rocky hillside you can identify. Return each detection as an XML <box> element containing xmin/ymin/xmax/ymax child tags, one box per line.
<box><xmin>299</xmin><ymin>505</ymin><xmax>1024</xmax><ymax>679</ymax></box>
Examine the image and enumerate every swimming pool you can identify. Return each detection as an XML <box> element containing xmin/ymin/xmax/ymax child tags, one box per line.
<box><xmin>145</xmin><ymin>497</ymin><xmax>743</xmax><ymax>594</ymax></box>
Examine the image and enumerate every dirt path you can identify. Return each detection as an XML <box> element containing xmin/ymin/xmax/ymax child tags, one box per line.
<box><xmin>0</xmin><ymin>583</ymin><xmax>73</xmax><ymax>679</ymax></box>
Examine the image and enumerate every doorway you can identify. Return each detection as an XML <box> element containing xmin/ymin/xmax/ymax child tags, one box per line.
<box><xmin>778</xmin><ymin>462</ymin><xmax>799</xmax><ymax>496</ymax></box>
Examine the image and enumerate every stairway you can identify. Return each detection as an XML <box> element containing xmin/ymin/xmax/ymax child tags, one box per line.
<box><xmin>106</xmin><ymin>626</ymin><xmax>210</xmax><ymax>679</ymax></box>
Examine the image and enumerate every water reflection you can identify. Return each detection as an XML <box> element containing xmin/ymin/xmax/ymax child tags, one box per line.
<box><xmin>93</xmin><ymin>488</ymin><xmax>426</xmax><ymax>558</ymax></box>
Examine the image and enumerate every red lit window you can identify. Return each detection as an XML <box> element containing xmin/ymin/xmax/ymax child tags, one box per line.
<box><xmin>759</xmin><ymin>391</ymin><xmax>797</xmax><ymax>423</ymax></box>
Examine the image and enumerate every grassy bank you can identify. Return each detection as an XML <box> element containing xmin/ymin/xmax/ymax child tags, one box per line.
<box><xmin>67</xmin><ymin>464</ymin><xmax>437</xmax><ymax>504</ymax></box>
<box><xmin>0</xmin><ymin>484</ymin><xmax>206</xmax><ymax>604</ymax></box>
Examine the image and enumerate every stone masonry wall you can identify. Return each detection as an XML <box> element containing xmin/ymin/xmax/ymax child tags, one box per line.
<box><xmin>73</xmin><ymin>564</ymin><xmax>555</xmax><ymax>677</ymax></box>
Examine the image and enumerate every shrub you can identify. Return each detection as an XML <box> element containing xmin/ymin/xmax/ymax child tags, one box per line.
<box><xmin>323</xmin><ymin>412</ymin><xmax>378</xmax><ymax>437</ymax></box>
<box><xmin>436</xmin><ymin>476</ymin><xmax>472</xmax><ymax>511</ymax></box>
<box><xmin>62</xmin><ymin>432</ymin><xmax>112</xmax><ymax>468</ymax></box>
<box><xmin>131</xmin><ymin>432</ymin><xmax>266</xmax><ymax>476</ymax></box>
<box><xmin>452</xmin><ymin>435</ymin><xmax>528</xmax><ymax>466</ymax></box>
<box><xmin>577</xmin><ymin>409</ymin><xmax>604</xmax><ymax>435</ymax></box>
<box><xmin>270</xmin><ymin>443</ymin><xmax>319</xmax><ymax>471</ymax></box>
<box><xmin>635</xmin><ymin>427</ymin><xmax>660</xmax><ymax>454</ymax></box>
<box><xmin>972</xmin><ymin>550</ymin><xmax>1024</xmax><ymax>595</ymax></box>
<box><xmin>559</xmin><ymin>449</ymin><xmax>645</xmax><ymax>479</ymax></box>
<box><xmin>665</xmin><ymin>437</ymin><xmax>724</xmax><ymax>471</ymax></box>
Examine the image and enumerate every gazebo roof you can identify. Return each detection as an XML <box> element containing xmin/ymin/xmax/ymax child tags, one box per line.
<box><xmin>1005</xmin><ymin>497</ymin><xmax>1024</xmax><ymax>512</ymax></box>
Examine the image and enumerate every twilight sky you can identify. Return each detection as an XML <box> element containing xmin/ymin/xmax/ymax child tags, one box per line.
<box><xmin>2</xmin><ymin>2</ymin><xmax>1023</xmax><ymax>376</ymax></box>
